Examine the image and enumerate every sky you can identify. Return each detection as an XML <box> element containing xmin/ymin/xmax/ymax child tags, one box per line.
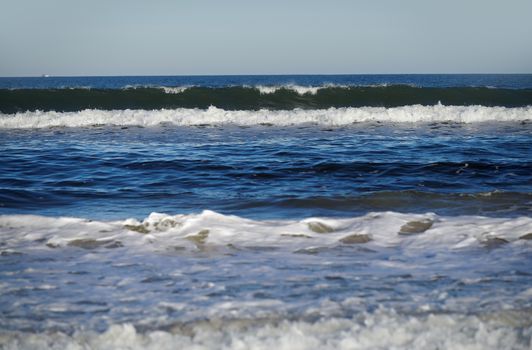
<box><xmin>1</xmin><ymin>0</ymin><xmax>531</xmax><ymax>76</ymax></box>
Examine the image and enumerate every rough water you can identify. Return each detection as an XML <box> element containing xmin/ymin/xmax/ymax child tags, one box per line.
<box><xmin>0</xmin><ymin>75</ymin><xmax>531</xmax><ymax>349</ymax></box>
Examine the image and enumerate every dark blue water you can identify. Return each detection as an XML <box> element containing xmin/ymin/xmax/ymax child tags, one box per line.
<box><xmin>2</xmin><ymin>73</ymin><xmax>532</xmax><ymax>89</ymax></box>
<box><xmin>0</xmin><ymin>123</ymin><xmax>530</xmax><ymax>220</ymax></box>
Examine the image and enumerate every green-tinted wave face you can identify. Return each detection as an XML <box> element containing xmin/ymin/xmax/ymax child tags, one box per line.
<box><xmin>2</xmin><ymin>85</ymin><xmax>532</xmax><ymax>113</ymax></box>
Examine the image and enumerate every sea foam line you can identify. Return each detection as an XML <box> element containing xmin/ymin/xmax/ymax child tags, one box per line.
<box><xmin>253</xmin><ymin>84</ymin><xmax>327</xmax><ymax>95</ymax></box>
<box><xmin>0</xmin><ymin>105</ymin><xmax>530</xmax><ymax>129</ymax></box>
<box><xmin>1</xmin><ymin>211</ymin><xmax>531</xmax><ymax>253</ymax></box>
<box><xmin>159</xmin><ymin>84</ymin><xmax>347</xmax><ymax>95</ymax></box>
<box><xmin>2</xmin><ymin>309</ymin><xmax>529</xmax><ymax>350</ymax></box>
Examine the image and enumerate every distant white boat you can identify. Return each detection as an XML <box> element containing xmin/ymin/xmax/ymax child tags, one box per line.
<box><xmin>41</xmin><ymin>74</ymin><xmax>50</xmax><ymax>78</ymax></box>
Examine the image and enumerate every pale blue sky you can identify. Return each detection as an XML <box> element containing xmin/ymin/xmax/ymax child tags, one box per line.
<box><xmin>1</xmin><ymin>0</ymin><xmax>531</xmax><ymax>76</ymax></box>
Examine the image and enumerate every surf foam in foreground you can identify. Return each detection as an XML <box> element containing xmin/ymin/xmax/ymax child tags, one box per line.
<box><xmin>1</xmin><ymin>210</ymin><xmax>531</xmax><ymax>252</ymax></box>
<box><xmin>1</xmin><ymin>211</ymin><xmax>531</xmax><ymax>350</ymax></box>
<box><xmin>2</xmin><ymin>309</ymin><xmax>530</xmax><ymax>350</ymax></box>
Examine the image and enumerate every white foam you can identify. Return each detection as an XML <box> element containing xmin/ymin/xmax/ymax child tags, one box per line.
<box><xmin>1</xmin><ymin>310</ymin><xmax>529</xmax><ymax>350</ymax></box>
<box><xmin>1</xmin><ymin>211</ymin><xmax>530</xmax><ymax>253</ymax></box>
<box><xmin>255</xmin><ymin>84</ymin><xmax>325</xmax><ymax>95</ymax></box>
<box><xmin>0</xmin><ymin>105</ymin><xmax>530</xmax><ymax>129</ymax></box>
<box><xmin>1</xmin><ymin>212</ymin><xmax>530</xmax><ymax>349</ymax></box>
<box><xmin>253</xmin><ymin>83</ymin><xmax>407</xmax><ymax>95</ymax></box>
<box><xmin>161</xmin><ymin>86</ymin><xmax>191</xmax><ymax>94</ymax></box>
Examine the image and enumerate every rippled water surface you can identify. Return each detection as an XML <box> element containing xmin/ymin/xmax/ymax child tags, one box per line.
<box><xmin>1</xmin><ymin>122</ymin><xmax>530</xmax><ymax>219</ymax></box>
<box><xmin>0</xmin><ymin>75</ymin><xmax>531</xmax><ymax>349</ymax></box>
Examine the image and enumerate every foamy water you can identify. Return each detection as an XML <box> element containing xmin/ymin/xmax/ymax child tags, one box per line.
<box><xmin>3</xmin><ymin>310</ymin><xmax>530</xmax><ymax>350</ymax></box>
<box><xmin>2</xmin><ymin>211</ymin><xmax>531</xmax><ymax>252</ymax></box>
<box><xmin>0</xmin><ymin>105</ymin><xmax>531</xmax><ymax>129</ymax></box>
<box><xmin>1</xmin><ymin>211</ymin><xmax>531</xmax><ymax>349</ymax></box>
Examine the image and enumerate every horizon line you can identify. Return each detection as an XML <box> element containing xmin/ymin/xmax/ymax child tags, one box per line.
<box><xmin>1</xmin><ymin>72</ymin><xmax>532</xmax><ymax>79</ymax></box>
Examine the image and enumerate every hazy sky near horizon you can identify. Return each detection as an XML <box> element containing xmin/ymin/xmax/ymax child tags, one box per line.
<box><xmin>1</xmin><ymin>0</ymin><xmax>531</xmax><ymax>76</ymax></box>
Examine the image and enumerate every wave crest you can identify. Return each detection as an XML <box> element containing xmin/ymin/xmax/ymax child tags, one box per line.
<box><xmin>0</xmin><ymin>105</ymin><xmax>530</xmax><ymax>129</ymax></box>
<box><xmin>1</xmin><ymin>211</ymin><xmax>530</xmax><ymax>253</ymax></box>
<box><xmin>1</xmin><ymin>85</ymin><xmax>531</xmax><ymax>113</ymax></box>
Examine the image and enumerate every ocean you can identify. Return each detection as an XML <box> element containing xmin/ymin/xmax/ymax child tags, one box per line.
<box><xmin>0</xmin><ymin>74</ymin><xmax>531</xmax><ymax>349</ymax></box>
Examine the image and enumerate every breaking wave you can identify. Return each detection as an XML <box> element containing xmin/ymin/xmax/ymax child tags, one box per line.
<box><xmin>2</xmin><ymin>309</ymin><xmax>530</xmax><ymax>350</ymax></box>
<box><xmin>1</xmin><ymin>210</ymin><xmax>531</xmax><ymax>253</ymax></box>
<box><xmin>0</xmin><ymin>105</ymin><xmax>530</xmax><ymax>128</ymax></box>
<box><xmin>1</xmin><ymin>85</ymin><xmax>532</xmax><ymax>113</ymax></box>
